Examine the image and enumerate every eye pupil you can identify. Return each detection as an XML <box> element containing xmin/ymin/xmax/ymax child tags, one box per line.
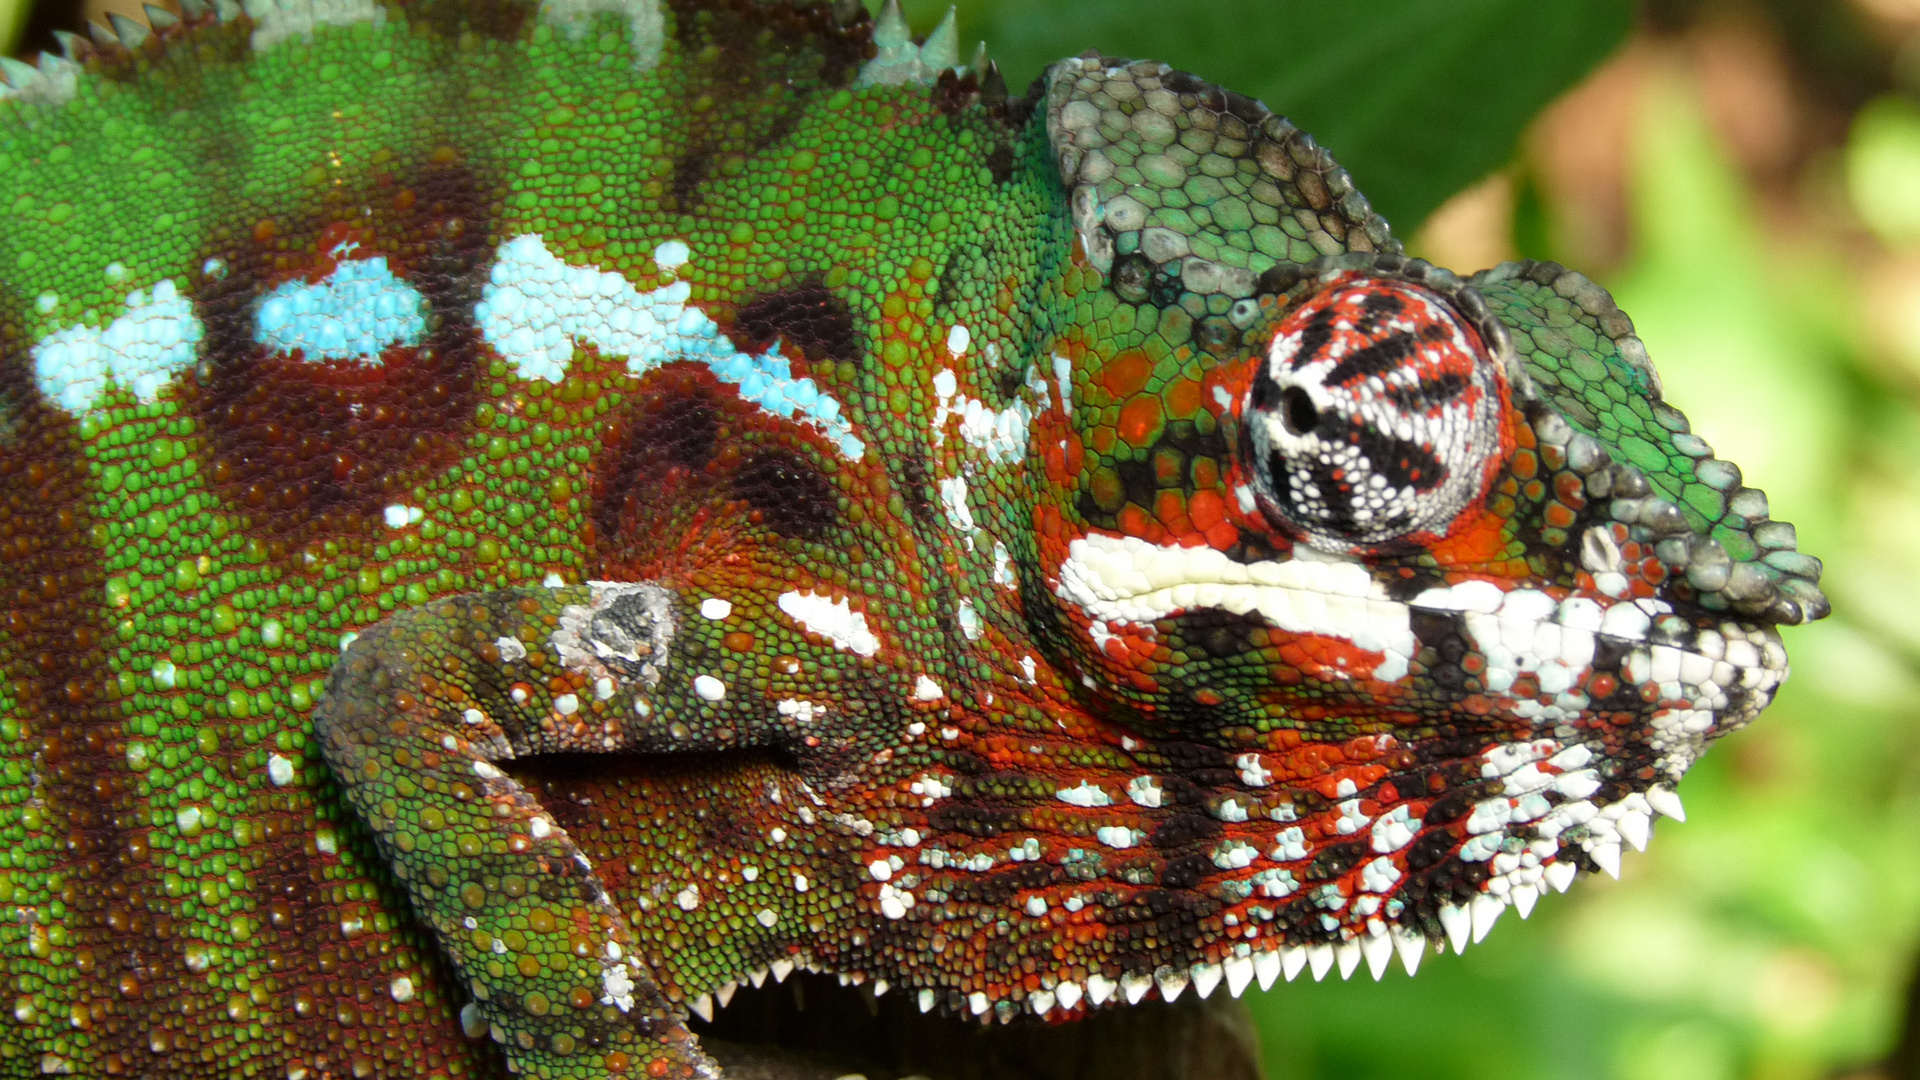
<box><xmin>1281</xmin><ymin>386</ymin><xmax>1318</xmax><ymax>435</ymax></box>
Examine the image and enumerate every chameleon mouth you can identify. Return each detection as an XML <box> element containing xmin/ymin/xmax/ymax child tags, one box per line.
<box><xmin>687</xmin><ymin>969</ymin><xmax>1263</xmax><ymax>1080</ymax></box>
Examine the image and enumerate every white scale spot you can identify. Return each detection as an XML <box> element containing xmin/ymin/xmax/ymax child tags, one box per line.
<box><xmin>956</xmin><ymin>599</ymin><xmax>984</xmax><ymax>641</ymax></box>
<box><xmin>601</xmin><ymin>963</ymin><xmax>636</xmax><ymax>1011</ymax></box>
<box><xmin>938</xmin><ymin>477</ymin><xmax>975</xmax><ymax>541</ymax></box>
<box><xmin>475</xmin><ymin>234</ymin><xmax>863</xmax><ymax>459</ymax></box>
<box><xmin>496</xmin><ymin>636</ymin><xmax>528</xmax><ymax>663</ymax></box>
<box><xmin>255</xmin><ymin>251</ymin><xmax>427</xmax><ymax>362</ymax></box>
<box><xmin>553</xmin><ymin>693</ymin><xmax>579</xmax><ymax>716</ymax></box>
<box><xmin>389</xmin><ymin>976</ymin><xmax>415</xmax><ymax>1003</ymax></box>
<box><xmin>653</xmin><ymin>239</ymin><xmax>691</xmax><ymax>272</ymax></box>
<box><xmin>777</xmin><ymin>698</ymin><xmax>819</xmax><ymax>723</ymax></box>
<box><xmin>777</xmin><ymin>591</ymin><xmax>879</xmax><ymax>656</ymax></box>
<box><xmin>756</xmin><ymin>908</ymin><xmax>779</xmax><ymax>928</ymax></box>
<box><xmin>676</xmin><ymin>885</ymin><xmax>700</xmax><ymax>911</ymax></box>
<box><xmin>932</xmin><ymin>368</ymin><xmax>1030</xmax><ymax>464</ymax></box>
<box><xmin>693</xmin><ymin>675</ymin><xmax>726</xmax><ymax>701</ymax></box>
<box><xmin>913</xmin><ymin>675</ymin><xmax>943</xmax><ymax>701</ymax></box>
<box><xmin>382</xmin><ymin>504</ymin><xmax>425</xmax><ymax>529</ymax></box>
<box><xmin>267</xmin><ymin>754</ymin><xmax>295</xmax><ymax>788</ymax></box>
<box><xmin>33</xmin><ymin>279</ymin><xmax>203</xmax><ymax>414</ymax></box>
<box><xmin>699</xmin><ymin>597</ymin><xmax>733</xmax><ymax>620</ymax></box>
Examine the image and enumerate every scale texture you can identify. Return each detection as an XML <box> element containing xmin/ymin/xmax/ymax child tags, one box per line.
<box><xmin>0</xmin><ymin>0</ymin><xmax>1827</xmax><ymax>1076</ymax></box>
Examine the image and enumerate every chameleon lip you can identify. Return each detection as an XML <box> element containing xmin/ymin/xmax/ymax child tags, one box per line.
<box><xmin>1055</xmin><ymin>529</ymin><xmax>1789</xmax><ymax>698</ymax></box>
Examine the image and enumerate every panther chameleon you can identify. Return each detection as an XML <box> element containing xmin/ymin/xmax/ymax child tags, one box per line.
<box><xmin>0</xmin><ymin>0</ymin><xmax>1829</xmax><ymax>1076</ymax></box>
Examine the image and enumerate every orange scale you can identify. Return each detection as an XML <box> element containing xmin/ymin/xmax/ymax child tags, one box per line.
<box><xmin>1544</xmin><ymin>502</ymin><xmax>1577</xmax><ymax>529</ymax></box>
<box><xmin>1188</xmin><ymin>489</ymin><xmax>1226</xmax><ymax>530</ymax></box>
<box><xmin>1553</xmin><ymin>472</ymin><xmax>1587</xmax><ymax>503</ymax></box>
<box><xmin>1152</xmin><ymin>489</ymin><xmax>1188</xmax><ymax>528</ymax></box>
<box><xmin>1117</xmin><ymin>397</ymin><xmax>1163</xmax><ymax>447</ymax></box>
<box><xmin>1165</xmin><ymin>375</ymin><xmax>1204</xmax><ymax>419</ymax></box>
<box><xmin>1204</xmin><ymin>521</ymin><xmax>1240</xmax><ymax>550</ymax></box>
<box><xmin>1116</xmin><ymin>505</ymin><xmax>1160</xmax><ymax>541</ymax></box>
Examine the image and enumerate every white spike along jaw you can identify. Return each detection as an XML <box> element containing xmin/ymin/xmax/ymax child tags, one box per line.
<box><xmin>1647</xmin><ymin>784</ymin><xmax>1687</xmax><ymax>822</ymax></box>
<box><xmin>1087</xmin><ymin>972</ymin><xmax>1117</xmax><ymax>1006</ymax></box>
<box><xmin>1281</xmin><ymin>946</ymin><xmax>1308</xmax><ymax>982</ymax></box>
<box><xmin>1393</xmin><ymin>927</ymin><xmax>1426</xmax><ymax>977</ymax></box>
<box><xmin>1591</xmin><ymin>838</ymin><xmax>1624</xmax><ymax>879</ymax></box>
<box><xmin>1545</xmin><ymin>859</ymin><xmax>1578</xmax><ymax>893</ymax></box>
<box><xmin>769</xmin><ymin>957</ymin><xmax>794</xmax><ymax>983</ymax></box>
<box><xmin>1334</xmin><ymin>939</ymin><xmax>1363</xmax><ymax>980</ymax></box>
<box><xmin>1223</xmin><ymin>954</ymin><xmax>1256</xmax><ymax>997</ymax></box>
<box><xmin>1361</xmin><ymin>930</ymin><xmax>1394</xmax><ymax>981</ymax></box>
<box><xmin>1470</xmin><ymin>893</ymin><xmax>1507</xmax><ymax>944</ymax></box>
<box><xmin>917</xmin><ymin>988</ymin><xmax>937</xmax><ymax>1014</ymax></box>
<box><xmin>1619</xmin><ymin>808</ymin><xmax>1652</xmax><ymax>852</ymax></box>
<box><xmin>687</xmin><ymin>994</ymin><xmax>714</xmax><ymax>1023</ymax></box>
<box><xmin>1120</xmin><ymin>971</ymin><xmax>1153</xmax><ymax>1005</ymax></box>
<box><xmin>1254</xmin><ymin>950</ymin><xmax>1282</xmax><ymax>990</ymax></box>
<box><xmin>1190</xmin><ymin>961</ymin><xmax>1224</xmax><ymax>999</ymax></box>
<box><xmin>1439</xmin><ymin>903</ymin><xmax>1471</xmax><ymax>955</ymax></box>
<box><xmin>1306</xmin><ymin>943</ymin><xmax>1335</xmax><ymax>981</ymax></box>
<box><xmin>1154</xmin><ymin>966</ymin><xmax>1190</xmax><ymax>1002</ymax></box>
<box><xmin>713</xmin><ymin>981</ymin><xmax>737</xmax><ymax>1009</ymax></box>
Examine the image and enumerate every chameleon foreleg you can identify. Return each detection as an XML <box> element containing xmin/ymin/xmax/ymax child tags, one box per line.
<box><xmin>317</xmin><ymin>584</ymin><xmax>718</xmax><ymax>1079</ymax></box>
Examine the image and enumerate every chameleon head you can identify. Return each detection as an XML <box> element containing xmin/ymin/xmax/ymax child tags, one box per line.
<box><xmin>1034</xmin><ymin>252</ymin><xmax>1828</xmax><ymax>981</ymax></box>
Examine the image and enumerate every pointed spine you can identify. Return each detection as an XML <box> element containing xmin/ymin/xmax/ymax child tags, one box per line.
<box><xmin>0</xmin><ymin>58</ymin><xmax>37</xmax><ymax>90</ymax></box>
<box><xmin>143</xmin><ymin>4</ymin><xmax>180</xmax><ymax>30</ymax></box>
<box><xmin>107</xmin><ymin>12</ymin><xmax>151</xmax><ymax>48</ymax></box>
<box><xmin>918</xmin><ymin>6</ymin><xmax>958</xmax><ymax>71</ymax></box>
<box><xmin>51</xmin><ymin>30</ymin><xmax>89</xmax><ymax>59</ymax></box>
<box><xmin>979</xmin><ymin>59</ymin><xmax>1007</xmax><ymax>108</ymax></box>
<box><xmin>872</xmin><ymin>0</ymin><xmax>908</xmax><ymax>48</ymax></box>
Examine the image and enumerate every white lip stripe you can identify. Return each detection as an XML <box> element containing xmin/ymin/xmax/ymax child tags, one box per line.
<box><xmin>1053</xmin><ymin>532</ymin><xmax>1774</xmax><ymax>698</ymax></box>
<box><xmin>1056</xmin><ymin>533</ymin><xmax>1414</xmax><ymax>681</ymax></box>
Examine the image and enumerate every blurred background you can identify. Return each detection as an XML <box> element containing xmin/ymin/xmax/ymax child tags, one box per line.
<box><xmin>6</xmin><ymin>0</ymin><xmax>1919</xmax><ymax>1076</ymax></box>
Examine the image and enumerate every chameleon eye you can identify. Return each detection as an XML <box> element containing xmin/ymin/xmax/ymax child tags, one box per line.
<box><xmin>1243</xmin><ymin>273</ymin><xmax>1508</xmax><ymax>551</ymax></box>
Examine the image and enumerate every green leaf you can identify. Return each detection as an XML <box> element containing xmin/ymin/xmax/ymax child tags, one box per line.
<box><xmin>907</xmin><ymin>0</ymin><xmax>1631</xmax><ymax>230</ymax></box>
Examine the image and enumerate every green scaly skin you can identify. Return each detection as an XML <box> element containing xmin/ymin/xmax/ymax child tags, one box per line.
<box><xmin>0</xmin><ymin>1</ymin><xmax>1827</xmax><ymax>1077</ymax></box>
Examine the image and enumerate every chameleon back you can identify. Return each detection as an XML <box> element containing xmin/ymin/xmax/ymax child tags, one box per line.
<box><xmin>0</xmin><ymin>1</ymin><xmax>1826</xmax><ymax>1077</ymax></box>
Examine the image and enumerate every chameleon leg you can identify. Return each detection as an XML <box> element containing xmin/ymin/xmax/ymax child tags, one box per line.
<box><xmin>316</xmin><ymin>583</ymin><xmax>718</xmax><ymax>1079</ymax></box>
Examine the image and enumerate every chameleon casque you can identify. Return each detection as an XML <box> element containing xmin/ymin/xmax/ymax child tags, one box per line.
<box><xmin>0</xmin><ymin>0</ymin><xmax>1830</xmax><ymax>1075</ymax></box>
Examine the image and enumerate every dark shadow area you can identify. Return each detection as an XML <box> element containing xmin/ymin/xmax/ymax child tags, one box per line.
<box><xmin>693</xmin><ymin>971</ymin><xmax>1264</xmax><ymax>1080</ymax></box>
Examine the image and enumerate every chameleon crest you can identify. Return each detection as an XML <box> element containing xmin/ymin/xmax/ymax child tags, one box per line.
<box><xmin>0</xmin><ymin>0</ymin><xmax>1827</xmax><ymax>1077</ymax></box>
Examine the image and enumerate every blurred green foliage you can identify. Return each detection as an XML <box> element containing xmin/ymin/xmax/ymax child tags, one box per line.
<box><xmin>888</xmin><ymin>0</ymin><xmax>1631</xmax><ymax>230</ymax></box>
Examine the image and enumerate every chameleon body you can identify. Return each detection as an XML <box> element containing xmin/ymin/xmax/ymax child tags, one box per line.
<box><xmin>0</xmin><ymin>0</ymin><xmax>1829</xmax><ymax>1076</ymax></box>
